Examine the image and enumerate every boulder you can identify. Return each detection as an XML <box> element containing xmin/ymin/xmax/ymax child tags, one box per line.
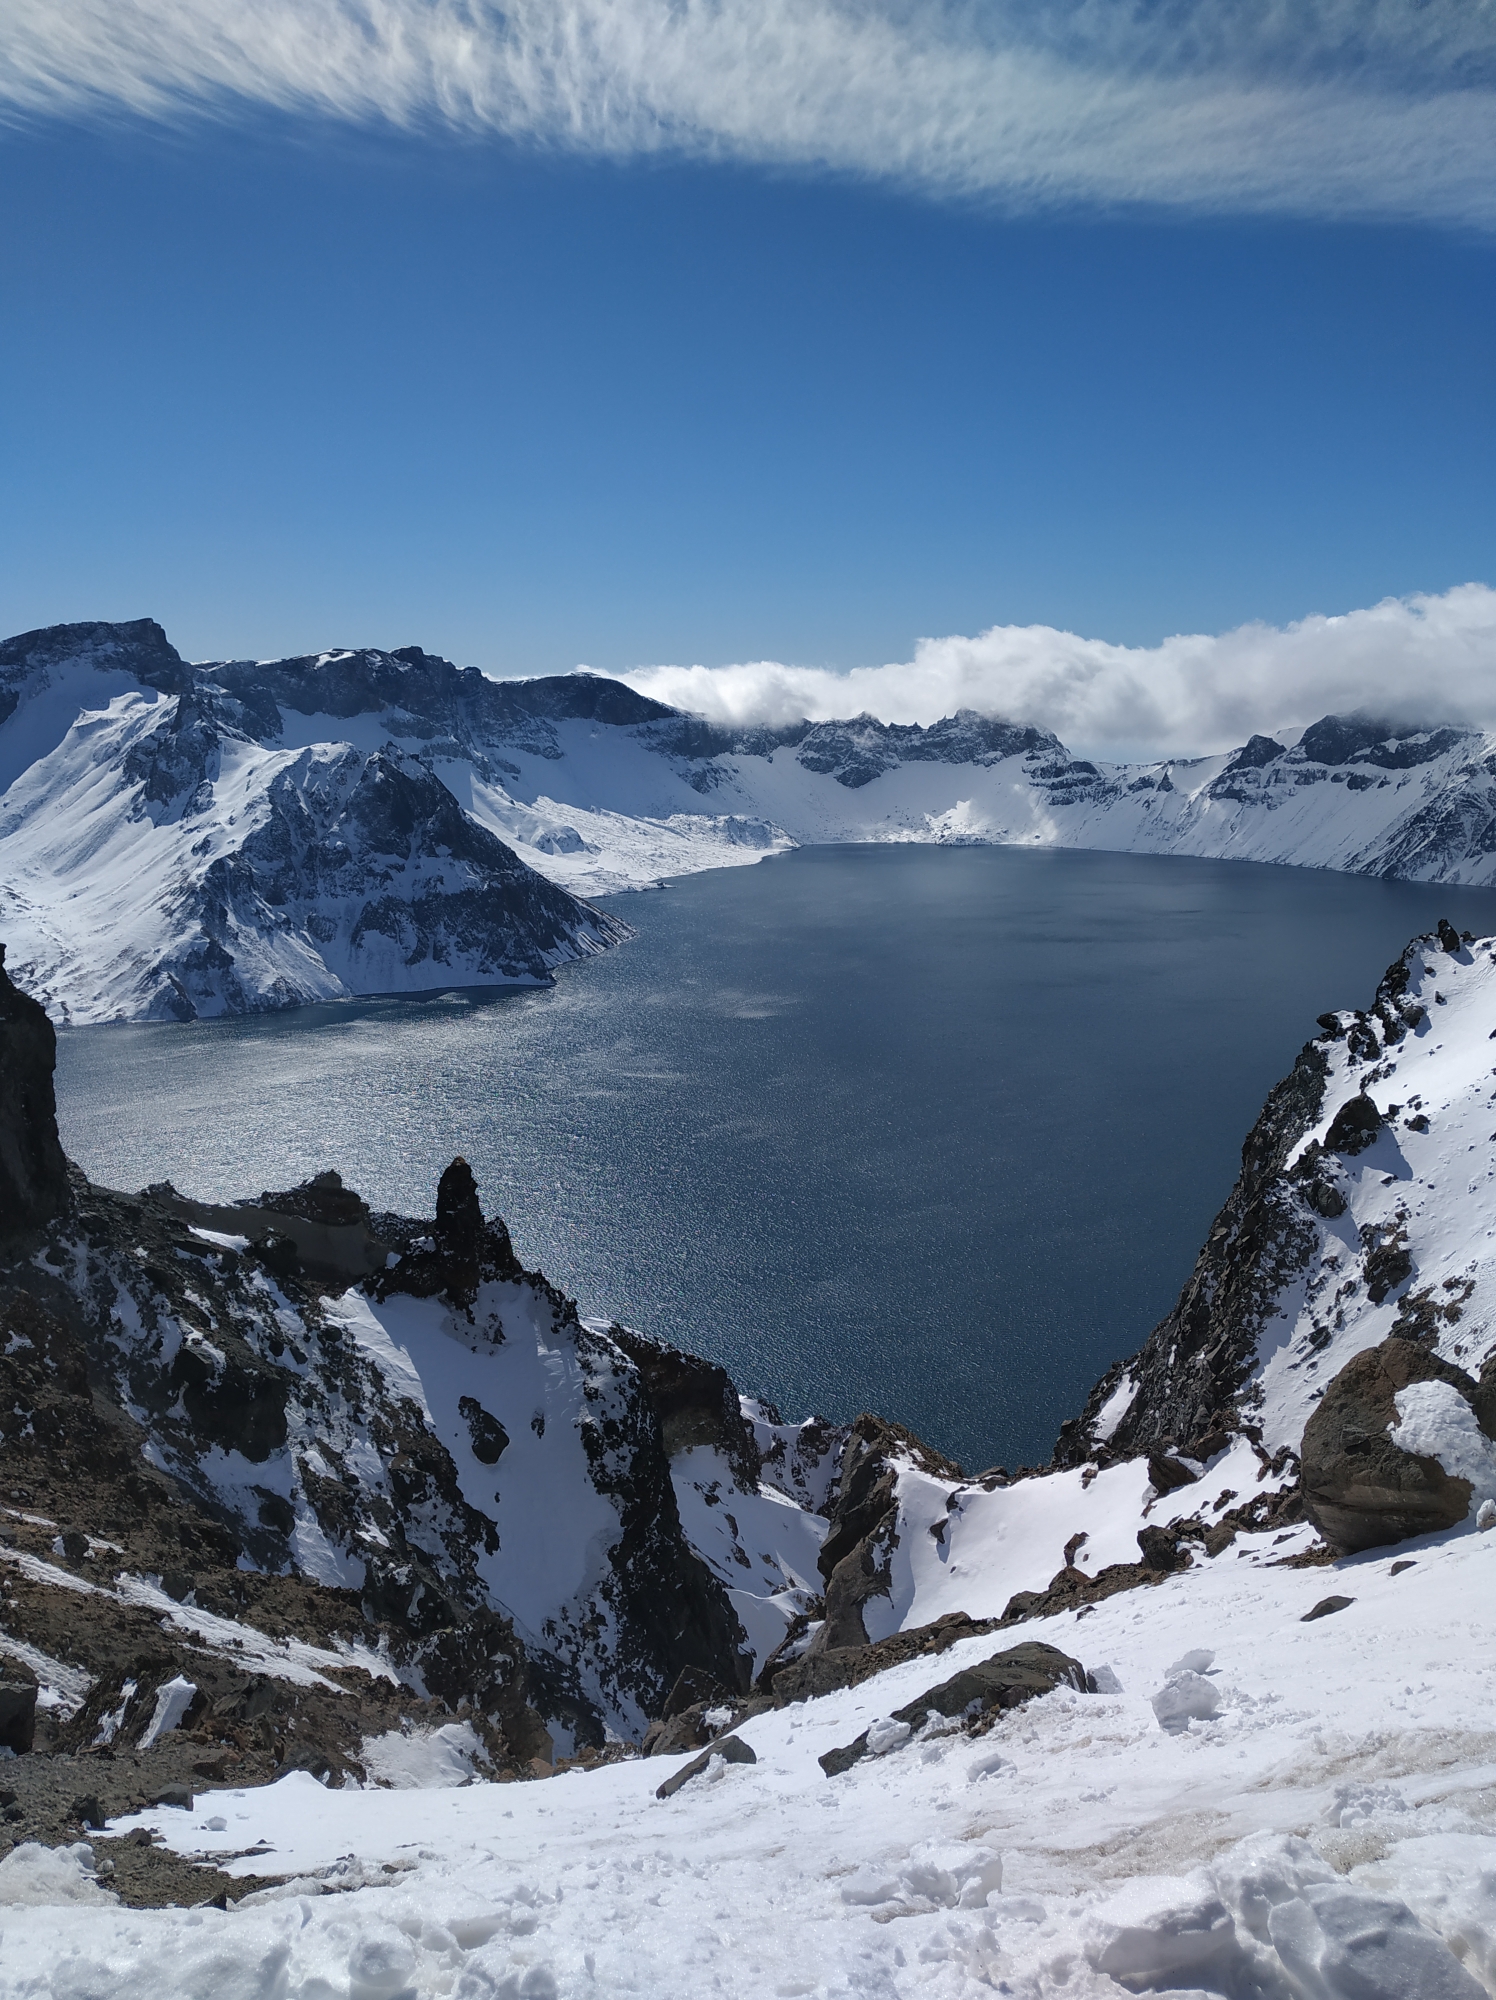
<box><xmin>818</xmin><ymin>1641</ymin><xmax>1088</xmax><ymax>1776</ymax></box>
<box><xmin>0</xmin><ymin>1679</ymin><xmax>37</xmax><ymax>1755</ymax></box>
<box><xmin>655</xmin><ymin>1733</ymin><xmax>756</xmax><ymax>1800</ymax></box>
<box><xmin>0</xmin><ymin>945</ymin><xmax>69</xmax><ymax>1238</ymax></box>
<box><xmin>1301</xmin><ymin>1337</ymin><xmax>1493</xmax><ymax>1553</ymax></box>
<box><xmin>1323</xmin><ymin>1093</ymin><xmax>1383</xmax><ymax>1156</ymax></box>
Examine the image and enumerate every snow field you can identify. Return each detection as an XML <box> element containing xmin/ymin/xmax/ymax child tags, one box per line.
<box><xmin>6</xmin><ymin>1514</ymin><xmax>1496</xmax><ymax>1997</ymax></box>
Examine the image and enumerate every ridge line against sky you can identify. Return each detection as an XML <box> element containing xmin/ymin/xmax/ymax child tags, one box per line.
<box><xmin>612</xmin><ymin>582</ymin><xmax>1496</xmax><ymax>761</ymax></box>
<box><xmin>6</xmin><ymin>0</ymin><xmax>1496</xmax><ymax>226</ymax></box>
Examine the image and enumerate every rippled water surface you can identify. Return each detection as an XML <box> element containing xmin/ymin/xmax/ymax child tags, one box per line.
<box><xmin>53</xmin><ymin>845</ymin><xmax>1496</xmax><ymax>1470</ymax></box>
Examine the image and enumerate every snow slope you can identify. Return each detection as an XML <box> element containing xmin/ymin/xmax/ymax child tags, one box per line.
<box><xmin>8</xmin><ymin>1513</ymin><xmax>1496</xmax><ymax>1997</ymax></box>
<box><xmin>11</xmin><ymin>909</ymin><xmax>1496</xmax><ymax>1986</ymax></box>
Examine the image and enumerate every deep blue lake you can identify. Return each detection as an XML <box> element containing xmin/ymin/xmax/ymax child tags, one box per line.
<box><xmin>52</xmin><ymin>845</ymin><xmax>1496</xmax><ymax>1472</ymax></box>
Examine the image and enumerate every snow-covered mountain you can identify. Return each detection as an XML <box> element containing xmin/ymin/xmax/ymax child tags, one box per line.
<box><xmin>8</xmin><ymin>925</ymin><xmax>1496</xmax><ymax>1991</ymax></box>
<box><xmin>0</xmin><ymin>622</ymin><xmax>627</xmax><ymax>1022</ymax></box>
<box><xmin>7</xmin><ymin>617</ymin><xmax>1496</xmax><ymax>1019</ymax></box>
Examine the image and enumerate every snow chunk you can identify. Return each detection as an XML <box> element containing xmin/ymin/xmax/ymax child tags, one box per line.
<box><xmin>1151</xmin><ymin>1669</ymin><xmax>1222</xmax><ymax>1732</ymax></box>
<box><xmin>1093</xmin><ymin>1369</ymin><xmax>1137</xmax><ymax>1443</ymax></box>
<box><xmin>1394</xmin><ymin>1381</ymin><xmax>1496</xmax><ymax>1518</ymax></box>
<box><xmin>138</xmin><ymin>1675</ymin><xmax>196</xmax><ymax>1750</ymax></box>
<box><xmin>865</xmin><ymin>1716</ymin><xmax>911</xmax><ymax>1758</ymax></box>
<box><xmin>360</xmin><ymin>1720</ymin><xmax>493</xmax><ymax>1789</ymax></box>
<box><xmin>0</xmin><ymin>1841</ymin><xmax>117</xmax><ymax>1907</ymax></box>
<box><xmin>1168</xmin><ymin>1647</ymin><xmax>1216</xmax><ymax>1677</ymax></box>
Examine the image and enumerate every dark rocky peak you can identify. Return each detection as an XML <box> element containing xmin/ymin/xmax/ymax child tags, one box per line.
<box><xmin>436</xmin><ymin>1155</ymin><xmax>485</xmax><ymax>1254</ymax></box>
<box><xmin>792</xmin><ymin>711</ymin><xmax>1065</xmax><ymax>790</ymax></box>
<box><xmin>0</xmin><ymin>617</ymin><xmax>188</xmax><ymax>705</ymax></box>
<box><xmin>343</xmin><ymin>747</ymin><xmax>521</xmax><ymax>865</ymax></box>
<box><xmin>1222</xmin><ymin>732</ymin><xmax>1287</xmax><ymax>773</ymax></box>
<box><xmin>256</xmin><ymin>1167</ymin><xmax>369</xmax><ymax>1229</ymax></box>
<box><xmin>0</xmin><ymin>945</ymin><xmax>70</xmax><ymax>1238</ymax></box>
<box><xmin>1296</xmin><ymin>711</ymin><xmax>1469</xmax><ymax>770</ymax></box>
<box><xmin>486</xmin><ymin>669</ymin><xmax>677</xmax><ymax>729</ymax></box>
<box><xmin>374</xmin><ymin>1156</ymin><xmax>522</xmax><ymax>1310</ymax></box>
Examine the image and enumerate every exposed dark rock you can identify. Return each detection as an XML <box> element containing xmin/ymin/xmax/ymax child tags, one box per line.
<box><xmin>818</xmin><ymin>1642</ymin><xmax>1088</xmax><ymax>1776</ymax></box>
<box><xmin>0</xmin><ymin>617</ymin><xmax>189</xmax><ymax>699</ymax></box>
<box><xmin>0</xmin><ymin>944</ymin><xmax>70</xmax><ymax>1237</ymax></box>
<box><xmin>0</xmin><ymin>1679</ymin><xmax>37</xmax><ymax>1754</ymax></box>
<box><xmin>1301</xmin><ymin>1337</ymin><xmax>1490</xmax><ymax>1553</ymax></box>
<box><xmin>459</xmin><ymin>1395</ymin><xmax>510</xmax><ymax>1465</ymax></box>
<box><xmin>1437</xmin><ymin>917</ymin><xmax>1463</xmax><ymax>955</ymax></box>
<box><xmin>610</xmin><ymin>1328</ymin><xmax>761</xmax><ymax>1487</ymax></box>
<box><xmin>373</xmin><ymin>1157</ymin><xmax>522</xmax><ymax>1309</ymax></box>
<box><xmin>786</xmin><ymin>1415</ymin><xmax>964</xmax><ymax>1659</ymax></box>
<box><xmin>1302</xmin><ymin>1595</ymin><xmax>1354</xmax><ymax>1622</ymax></box>
<box><xmin>1324</xmin><ymin>1092</ymin><xmax>1383</xmax><ymax>1156</ymax></box>
<box><xmin>1364</xmin><ymin>1239</ymin><xmax>1413</xmax><ymax>1305</ymax></box>
<box><xmin>1223</xmin><ymin>734</ymin><xmax>1287</xmax><ymax>773</ymax></box>
<box><xmin>661</xmin><ymin>1665</ymin><xmax>734</xmax><ymax>1720</ymax></box>
<box><xmin>655</xmin><ymin>1732</ymin><xmax>756</xmax><ymax>1799</ymax></box>
<box><xmin>1147</xmin><ymin>1453</ymin><xmax>1201</xmax><ymax>1494</ymax></box>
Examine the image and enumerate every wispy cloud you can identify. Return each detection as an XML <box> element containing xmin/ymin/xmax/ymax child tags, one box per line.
<box><xmin>618</xmin><ymin>584</ymin><xmax>1496</xmax><ymax>761</ymax></box>
<box><xmin>5</xmin><ymin>1</ymin><xmax>1496</xmax><ymax>224</ymax></box>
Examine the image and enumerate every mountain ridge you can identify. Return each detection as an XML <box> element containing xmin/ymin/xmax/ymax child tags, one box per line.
<box><xmin>8</xmin><ymin>618</ymin><xmax>1496</xmax><ymax>1020</ymax></box>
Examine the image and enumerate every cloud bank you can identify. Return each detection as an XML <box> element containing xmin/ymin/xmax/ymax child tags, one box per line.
<box><xmin>618</xmin><ymin>584</ymin><xmax>1496</xmax><ymax>763</ymax></box>
<box><xmin>6</xmin><ymin>1</ymin><xmax>1496</xmax><ymax>224</ymax></box>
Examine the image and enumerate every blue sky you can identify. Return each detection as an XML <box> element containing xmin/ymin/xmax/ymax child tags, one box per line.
<box><xmin>2</xmin><ymin>2</ymin><xmax>1493</xmax><ymax>706</ymax></box>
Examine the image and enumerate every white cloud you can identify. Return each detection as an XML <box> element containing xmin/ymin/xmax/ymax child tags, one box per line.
<box><xmin>4</xmin><ymin>1</ymin><xmax>1496</xmax><ymax>224</ymax></box>
<box><xmin>617</xmin><ymin>583</ymin><xmax>1496</xmax><ymax>761</ymax></box>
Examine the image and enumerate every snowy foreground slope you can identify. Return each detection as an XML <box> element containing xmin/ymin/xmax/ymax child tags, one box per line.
<box><xmin>11</xmin><ymin>1527</ymin><xmax>1496</xmax><ymax>2000</ymax></box>
<box><xmin>7</xmin><ymin>927</ymin><xmax>1496</xmax><ymax>1990</ymax></box>
<box><xmin>9</xmin><ymin>618</ymin><xmax>1496</xmax><ymax>1018</ymax></box>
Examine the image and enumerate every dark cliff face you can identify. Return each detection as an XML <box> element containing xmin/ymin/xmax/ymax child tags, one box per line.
<box><xmin>0</xmin><ymin>618</ymin><xmax>189</xmax><ymax>715</ymax></box>
<box><xmin>0</xmin><ymin>944</ymin><xmax>70</xmax><ymax>1236</ymax></box>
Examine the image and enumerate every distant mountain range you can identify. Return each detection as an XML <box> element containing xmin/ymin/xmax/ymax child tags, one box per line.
<box><xmin>5</xmin><ymin>617</ymin><xmax>1496</xmax><ymax>1021</ymax></box>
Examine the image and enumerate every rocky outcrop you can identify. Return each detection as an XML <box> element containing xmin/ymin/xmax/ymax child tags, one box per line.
<box><xmin>1301</xmin><ymin>1337</ymin><xmax>1495</xmax><ymax>1552</ymax></box>
<box><xmin>609</xmin><ymin>1328</ymin><xmax>761</xmax><ymax>1489</ymax></box>
<box><xmin>1054</xmin><ymin>927</ymin><xmax>1492</xmax><ymax>1474</ymax></box>
<box><xmin>803</xmin><ymin>1416</ymin><xmax>963</xmax><ymax>1656</ymax></box>
<box><xmin>0</xmin><ymin>944</ymin><xmax>69</xmax><ymax>1236</ymax></box>
<box><xmin>818</xmin><ymin>1641</ymin><xmax>1090</xmax><ymax>1776</ymax></box>
<box><xmin>765</xmin><ymin>1610</ymin><xmax>999</xmax><ymax>1705</ymax></box>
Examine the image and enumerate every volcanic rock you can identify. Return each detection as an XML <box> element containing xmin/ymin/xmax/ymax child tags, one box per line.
<box><xmin>0</xmin><ymin>944</ymin><xmax>69</xmax><ymax>1237</ymax></box>
<box><xmin>818</xmin><ymin>1642</ymin><xmax>1089</xmax><ymax>1776</ymax></box>
<box><xmin>1301</xmin><ymin>1337</ymin><xmax>1492</xmax><ymax>1553</ymax></box>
